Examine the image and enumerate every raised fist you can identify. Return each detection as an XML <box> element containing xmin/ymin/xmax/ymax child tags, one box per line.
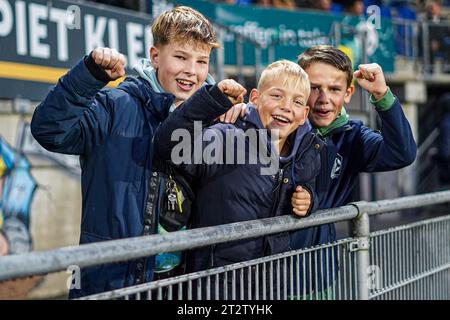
<box><xmin>91</xmin><ymin>47</ymin><xmax>126</xmax><ymax>81</ymax></box>
<box><xmin>217</xmin><ymin>79</ymin><xmax>247</xmax><ymax>106</ymax></box>
<box><xmin>354</xmin><ymin>63</ymin><xmax>388</xmax><ymax>100</ymax></box>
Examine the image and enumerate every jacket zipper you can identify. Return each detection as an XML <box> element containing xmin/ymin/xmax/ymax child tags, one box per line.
<box><xmin>263</xmin><ymin>167</ymin><xmax>284</xmax><ymax>256</ymax></box>
<box><xmin>273</xmin><ymin>168</ymin><xmax>284</xmax><ymax>207</ymax></box>
<box><xmin>135</xmin><ymin>172</ymin><xmax>160</xmax><ymax>285</ymax></box>
<box><xmin>270</xmin><ymin>132</ymin><xmax>317</xmax><ymax>217</ymax></box>
<box><xmin>264</xmin><ymin>134</ymin><xmax>317</xmax><ymax>255</ymax></box>
<box><xmin>293</xmin><ymin>133</ymin><xmax>316</xmax><ymax>164</ymax></box>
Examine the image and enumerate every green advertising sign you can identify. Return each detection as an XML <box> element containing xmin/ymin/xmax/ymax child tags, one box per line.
<box><xmin>161</xmin><ymin>0</ymin><xmax>395</xmax><ymax>72</ymax></box>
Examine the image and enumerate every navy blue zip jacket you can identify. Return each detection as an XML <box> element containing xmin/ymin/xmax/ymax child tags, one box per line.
<box><xmin>289</xmin><ymin>97</ymin><xmax>417</xmax><ymax>292</ymax></box>
<box><xmin>30</xmin><ymin>57</ymin><xmax>174</xmax><ymax>298</ymax></box>
<box><xmin>155</xmin><ymin>85</ymin><xmax>322</xmax><ymax>298</ymax></box>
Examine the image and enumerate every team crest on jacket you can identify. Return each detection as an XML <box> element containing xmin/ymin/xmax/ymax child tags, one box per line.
<box><xmin>331</xmin><ymin>154</ymin><xmax>343</xmax><ymax>179</ymax></box>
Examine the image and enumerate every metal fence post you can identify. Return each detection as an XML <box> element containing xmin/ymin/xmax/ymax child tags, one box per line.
<box><xmin>235</xmin><ymin>34</ymin><xmax>245</xmax><ymax>87</ymax></box>
<box><xmin>216</xmin><ymin>27</ymin><xmax>225</xmax><ymax>82</ymax></box>
<box><xmin>332</xmin><ymin>21</ymin><xmax>341</xmax><ymax>47</ymax></box>
<box><xmin>421</xmin><ymin>21</ymin><xmax>430</xmax><ymax>75</ymax></box>
<box><xmin>268</xmin><ymin>44</ymin><xmax>275</xmax><ymax>64</ymax></box>
<box><xmin>350</xmin><ymin>204</ymin><xmax>371</xmax><ymax>300</ymax></box>
<box><xmin>254</xmin><ymin>44</ymin><xmax>262</xmax><ymax>85</ymax></box>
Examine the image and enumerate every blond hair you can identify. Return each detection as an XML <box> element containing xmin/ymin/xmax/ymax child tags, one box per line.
<box><xmin>152</xmin><ymin>6</ymin><xmax>219</xmax><ymax>49</ymax></box>
<box><xmin>258</xmin><ymin>60</ymin><xmax>310</xmax><ymax>98</ymax></box>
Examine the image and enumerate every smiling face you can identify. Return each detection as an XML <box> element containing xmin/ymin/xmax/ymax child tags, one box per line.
<box><xmin>150</xmin><ymin>40</ymin><xmax>211</xmax><ymax>105</ymax></box>
<box><xmin>305</xmin><ymin>62</ymin><xmax>354</xmax><ymax>128</ymax></box>
<box><xmin>250</xmin><ymin>78</ymin><xmax>310</xmax><ymax>143</ymax></box>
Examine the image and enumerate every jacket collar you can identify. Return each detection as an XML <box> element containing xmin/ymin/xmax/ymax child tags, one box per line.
<box><xmin>242</xmin><ymin>104</ymin><xmax>264</xmax><ymax>129</ymax></box>
<box><xmin>316</xmin><ymin>106</ymin><xmax>349</xmax><ymax>137</ymax></box>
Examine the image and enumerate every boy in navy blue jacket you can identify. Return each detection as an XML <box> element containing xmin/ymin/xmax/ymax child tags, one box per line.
<box><xmin>30</xmin><ymin>6</ymin><xmax>221</xmax><ymax>298</ymax></box>
<box><xmin>155</xmin><ymin>60</ymin><xmax>322</xmax><ymax>299</ymax></box>
<box><xmin>290</xmin><ymin>45</ymin><xmax>417</xmax><ymax>298</ymax></box>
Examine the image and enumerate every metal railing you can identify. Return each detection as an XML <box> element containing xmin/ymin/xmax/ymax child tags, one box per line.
<box><xmin>0</xmin><ymin>191</ymin><xmax>450</xmax><ymax>300</ymax></box>
<box><xmin>370</xmin><ymin>215</ymin><xmax>450</xmax><ymax>299</ymax></box>
<box><xmin>210</xmin><ymin>22</ymin><xmax>278</xmax><ymax>88</ymax></box>
<box><xmin>417</xmin><ymin>127</ymin><xmax>441</xmax><ymax>193</ymax></box>
<box><xmin>392</xmin><ymin>18</ymin><xmax>450</xmax><ymax>76</ymax></box>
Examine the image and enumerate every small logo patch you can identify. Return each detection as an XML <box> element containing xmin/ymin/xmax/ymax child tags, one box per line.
<box><xmin>331</xmin><ymin>154</ymin><xmax>343</xmax><ymax>179</ymax></box>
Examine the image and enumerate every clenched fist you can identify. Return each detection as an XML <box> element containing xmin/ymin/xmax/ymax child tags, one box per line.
<box><xmin>354</xmin><ymin>63</ymin><xmax>389</xmax><ymax>100</ymax></box>
<box><xmin>291</xmin><ymin>186</ymin><xmax>312</xmax><ymax>217</ymax></box>
<box><xmin>91</xmin><ymin>47</ymin><xmax>126</xmax><ymax>81</ymax></box>
<box><xmin>217</xmin><ymin>79</ymin><xmax>247</xmax><ymax>106</ymax></box>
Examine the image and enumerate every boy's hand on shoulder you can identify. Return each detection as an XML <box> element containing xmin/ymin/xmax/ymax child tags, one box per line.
<box><xmin>291</xmin><ymin>186</ymin><xmax>311</xmax><ymax>217</ymax></box>
<box><xmin>218</xmin><ymin>103</ymin><xmax>247</xmax><ymax>123</ymax></box>
<box><xmin>91</xmin><ymin>47</ymin><xmax>126</xmax><ymax>81</ymax></box>
<box><xmin>217</xmin><ymin>79</ymin><xmax>247</xmax><ymax>106</ymax></box>
<box><xmin>354</xmin><ymin>63</ymin><xmax>389</xmax><ymax>100</ymax></box>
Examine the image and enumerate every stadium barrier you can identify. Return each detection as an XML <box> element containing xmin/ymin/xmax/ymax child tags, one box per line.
<box><xmin>0</xmin><ymin>191</ymin><xmax>449</xmax><ymax>300</ymax></box>
<box><xmin>392</xmin><ymin>18</ymin><xmax>450</xmax><ymax>75</ymax></box>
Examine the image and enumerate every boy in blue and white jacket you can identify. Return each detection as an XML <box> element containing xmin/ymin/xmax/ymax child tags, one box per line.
<box><xmin>30</xmin><ymin>6</ymin><xmax>220</xmax><ymax>298</ymax></box>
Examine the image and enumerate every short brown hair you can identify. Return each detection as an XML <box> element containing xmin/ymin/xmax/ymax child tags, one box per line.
<box><xmin>297</xmin><ymin>45</ymin><xmax>353</xmax><ymax>88</ymax></box>
<box><xmin>152</xmin><ymin>6</ymin><xmax>219</xmax><ymax>49</ymax></box>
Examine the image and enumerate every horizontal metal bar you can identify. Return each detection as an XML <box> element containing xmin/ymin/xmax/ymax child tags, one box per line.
<box><xmin>81</xmin><ymin>238</ymin><xmax>353</xmax><ymax>300</ymax></box>
<box><xmin>86</xmin><ymin>235</ymin><xmax>450</xmax><ymax>300</ymax></box>
<box><xmin>417</xmin><ymin>128</ymin><xmax>440</xmax><ymax>159</ymax></box>
<box><xmin>0</xmin><ymin>205</ymin><xmax>358</xmax><ymax>281</ymax></box>
<box><xmin>356</xmin><ymin>191</ymin><xmax>450</xmax><ymax>216</ymax></box>
<box><xmin>369</xmin><ymin>263</ymin><xmax>450</xmax><ymax>299</ymax></box>
<box><xmin>82</xmin><ymin>213</ymin><xmax>450</xmax><ymax>300</ymax></box>
<box><xmin>1</xmin><ymin>191</ymin><xmax>449</xmax><ymax>282</ymax></box>
<box><xmin>370</xmin><ymin>214</ymin><xmax>450</xmax><ymax>237</ymax></box>
<box><xmin>391</xmin><ymin>18</ymin><xmax>450</xmax><ymax>28</ymax></box>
